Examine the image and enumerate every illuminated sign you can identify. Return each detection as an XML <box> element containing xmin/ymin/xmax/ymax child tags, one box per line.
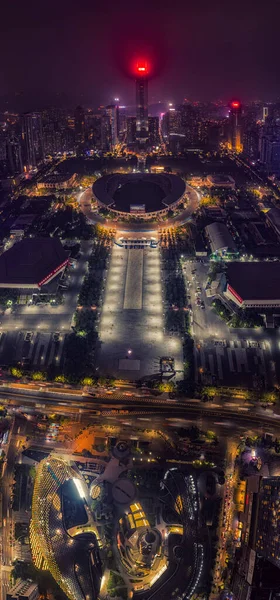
<box><xmin>38</xmin><ymin>258</ymin><xmax>69</xmax><ymax>287</ymax></box>
<box><xmin>136</xmin><ymin>61</ymin><xmax>148</xmax><ymax>75</ymax></box>
<box><xmin>130</xmin><ymin>204</ymin><xmax>146</xmax><ymax>214</ymax></box>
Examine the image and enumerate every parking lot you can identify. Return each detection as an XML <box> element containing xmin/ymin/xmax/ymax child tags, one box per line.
<box><xmin>182</xmin><ymin>259</ymin><xmax>279</xmax><ymax>388</ymax></box>
<box><xmin>0</xmin><ymin>240</ymin><xmax>92</xmax><ymax>368</ymax></box>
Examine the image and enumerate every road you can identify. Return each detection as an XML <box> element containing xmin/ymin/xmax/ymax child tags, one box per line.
<box><xmin>1</xmin><ymin>416</ymin><xmax>28</xmax><ymax>600</ymax></box>
<box><xmin>79</xmin><ymin>184</ymin><xmax>200</xmax><ymax>233</ymax></box>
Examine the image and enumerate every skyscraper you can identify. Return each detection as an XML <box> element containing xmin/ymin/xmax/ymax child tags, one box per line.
<box><xmin>100</xmin><ymin>114</ymin><xmax>111</xmax><ymax>151</ymax></box>
<box><xmin>74</xmin><ymin>105</ymin><xmax>85</xmax><ymax>145</ymax></box>
<box><xmin>21</xmin><ymin>112</ymin><xmax>45</xmax><ymax>170</ymax></box>
<box><xmin>105</xmin><ymin>104</ymin><xmax>119</xmax><ymax>146</ymax></box>
<box><xmin>148</xmin><ymin>116</ymin><xmax>159</xmax><ymax>146</ymax></box>
<box><xmin>135</xmin><ymin>63</ymin><xmax>149</xmax><ymax>143</ymax></box>
<box><xmin>6</xmin><ymin>136</ymin><xmax>23</xmax><ymax>176</ymax></box>
<box><xmin>228</xmin><ymin>100</ymin><xmax>243</xmax><ymax>152</ymax></box>
<box><xmin>126</xmin><ymin>116</ymin><xmax>137</xmax><ymax>144</ymax></box>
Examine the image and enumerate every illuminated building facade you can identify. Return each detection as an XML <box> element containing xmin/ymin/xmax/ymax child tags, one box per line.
<box><xmin>30</xmin><ymin>455</ymin><xmax>102</xmax><ymax>600</ymax></box>
<box><xmin>105</xmin><ymin>104</ymin><xmax>119</xmax><ymax>146</ymax></box>
<box><xmin>255</xmin><ymin>477</ymin><xmax>280</xmax><ymax>567</ymax></box>
<box><xmin>100</xmin><ymin>114</ymin><xmax>111</xmax><ymax>151</ymax></box>
<box><xmin>228</xmin><ymin>100</ymin><xmax>243</xmax><ymax>152</ymax></box>
<box><xmin>126</xmin><ymin>116</ymin><xmax>136</xmax><ymax>144</ymax></box>
<box><xmin>232</xmin><ymin>476</ymin><xmax>280</xmax><ymax>600</ymax></box>
<box><xmin>148</xmin><ymin>116</ymin><xmax>160</xmax><ymax>146</ymax></box>
<box><xmin>136</xmin><ymin>63</ymin><xmax>149</xmax><ymax>143</ymax></box>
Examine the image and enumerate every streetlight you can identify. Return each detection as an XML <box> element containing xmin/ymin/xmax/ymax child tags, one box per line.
<box><xmin>128</xmin><ymin>349</ymin><xmax>132</xmax><ymax>355</ymax></box>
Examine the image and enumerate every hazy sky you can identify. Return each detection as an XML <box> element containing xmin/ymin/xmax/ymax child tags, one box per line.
<box><xmin>1</xmin><ymin>0</ymin><xmax>280</xmax><ymax>110</ymax></box>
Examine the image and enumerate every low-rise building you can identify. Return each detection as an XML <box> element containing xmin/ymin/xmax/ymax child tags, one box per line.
<box><xmin>6</xmin><ymin>580</ymin><xmax>39</xmax><ymax>600</ymax></box>
<box><xmin>0</xmin><ymin>237</ymin><xmax>69</xmax><ymax>290</ymax></box>
<box><xmin>225</xmin><ymin>262</ymin><xmax>280</xmax><ymax>308</ymax></box>
<box><xmin>37</xmin><ymin>172</ymin><xmax>77</xmax><ymax>189</ymax></box>
<box><xmin>205</xmin><ymin>222</ymin><xmax>238</xmax><ymax>258</ymax></box>
<box><xmin>206</xmin><ymin>174</ymin><xmax>235</xmax><ymax>188</ymax></box>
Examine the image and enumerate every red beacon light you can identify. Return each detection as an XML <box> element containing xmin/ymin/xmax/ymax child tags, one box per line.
<box><xmin>136</xmin><ymin>62</ymin><xmax>148</xmax><ymax>75</ymax></box>
<box><xmin>231</xmin><ymin>101</ymin><xmax>240</xmax><ymax>108</ymax></box>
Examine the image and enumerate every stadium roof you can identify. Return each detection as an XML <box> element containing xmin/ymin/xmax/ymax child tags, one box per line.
<box><xmin>93</xmin><ymin>172</ymin><xmax>186</xmax><ymax>209</ymax></box>
<box><xmin>227</xmin><ymin>262</ymin><xmax>280</xmax><ymax>301</ymax></box>
<box><xmin>0</xmin><ymin>237</ymin><xmax>69</xmax><ymax>288</ymax></box>
<box><xmin>205</xmin><ymin>222</ymin><xmax>237</xmax><ymax>253</ymax></box>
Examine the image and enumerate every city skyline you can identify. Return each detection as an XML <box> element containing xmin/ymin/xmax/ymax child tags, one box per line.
<box><xmin>1</xmin><ymin>0</ymin><xmax>280</xmax><ymax>112</ymax></box>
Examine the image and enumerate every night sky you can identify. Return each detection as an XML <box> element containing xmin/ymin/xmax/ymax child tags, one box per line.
<box><xmin>1</xmin><ymin>0</ymin><xmax>279</xmax><ymax>111</ymax></box>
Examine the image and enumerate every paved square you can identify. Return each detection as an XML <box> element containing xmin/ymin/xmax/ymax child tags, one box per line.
<box><xmin>123</xmin><ymin>250</ymin><xmax>143</xmax><ymax>309</ymax></box>
<box><xmin>97</xmin><ymin>244</ymin><xmax>183</xmax><ymax>380</ymax></box>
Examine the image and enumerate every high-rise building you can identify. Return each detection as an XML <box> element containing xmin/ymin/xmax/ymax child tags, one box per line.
<box><xmin>228</xmin><ymin>100</ymin><xmax>243</xmax><ymax>152</ymax></box>
<box><xmin>232</xmin><ymin>475</ymin><xmax>280</xmax><ymax>600</ymax></box>
<box><xmin>21</xmin><ymin>112</ymin><xmax>45</xmax><ymax>169</ymax></box>
<box><xmin>105</xmin><ymin>104</ymin><xmax>119</xmax><ymax>146</ymax></box>
<box><xmin>263</xmin><ymin>106</ymin><xmax>269</xmax><ymax>122</ymax></box>
<box><xmin>162</xmin><ymin>104</ymin><xmax>181</xmax><ymax>138</ymax></box>
<box><xmin>243</xmin><ymin>126</ymin><xmax>260</xmax><ymax>161</ymax></box>
<box><xmin>179</xmin><ymin>103</ymin><xmax>200</xmax><ymax>146</ymax></box>
<box><xmin>6</xmin><ymin>136</ymin><xmax>23</xmax><ymax>175</ymax></box>
<box><xmin>74</xmin><ymin>105</ymin><xmax>85</xmax><ymax>145</ymax></box>
<box><xmin>126</xmin><ymin>116</ymin><xmax>137</xmax><ymax>144</ymax></box>
<box><xmin>255</xmin><ymin>477</ymin><xmax>280</xmax><ymax>566</ymax></box>
<box><xmin>118</xmin><ymin>106</ymin><xmax>127</xmax><ymax>140</ymax></box>
<box><xmin>100</xmin><ymin>114</ymin><xmax>111</xmax><ymax>151</ymax></box>
<box><xmin>260</xmin><ymin>134</ymin><xmax>280</xmax><ymax>174</ymax></box>
<box><xmin>148</xmin><ymin>116</ymin><xmax>159</xmax><ymax>146</ymax></box>
<box><xmin>135</xmin><ymin>63</ymin><xmax>149</xmax><ymax>143</ymax></box>
<box><xmin>85</xmin><ymin>112</ymin><xmax>102</xmax><ymax>149</ymax></box>
<box><xmin>42</xmin><ymin>107</ymin><xmax>69</xmax><ymax>156</ymax></box>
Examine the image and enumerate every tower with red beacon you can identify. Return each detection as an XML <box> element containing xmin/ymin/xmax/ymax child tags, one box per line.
<box><xmin>228</xmin><ymin>100</ymin><xmax>242</xmax><ymax>152</ymax></box>
<box><xmin>135</xmin><ymin>62</ymin><xmax>149</xmax><ymax>143</ymax></box>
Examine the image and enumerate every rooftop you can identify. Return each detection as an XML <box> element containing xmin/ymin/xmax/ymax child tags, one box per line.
<box><xmin>0</xmin><ymin>237</ymin><xmax>68</xmax><ymax>287</ymax></box>
<box><xmin>93</xmin><ymin>172</ymin><xmax>186</xmax><ymax>211</ymax></box>
<box><xmin>266</xmin><ymin>207</ymin><xmax>280</xmax><ymax>231</ymax></box>
<box><xmin>205</xmin><ymin>222</ymin><xmax>237</xmax><ymax>253</ymax></box>
<box><xmin>227</xmin><ymin>262</ymin><xmax>280</xmax><ymax>300</ymax></box>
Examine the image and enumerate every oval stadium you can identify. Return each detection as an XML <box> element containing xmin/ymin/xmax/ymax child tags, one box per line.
<box><xmin>92</xmin><ymin>172</ymin><xmax>186</xmax><ymax>219</ymax></box>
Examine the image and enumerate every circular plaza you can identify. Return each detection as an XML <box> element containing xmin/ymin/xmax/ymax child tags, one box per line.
<box><xmin>92</xmin><ymin>172</ymin><xmax>186</xmax><ymax>220</ymax></box>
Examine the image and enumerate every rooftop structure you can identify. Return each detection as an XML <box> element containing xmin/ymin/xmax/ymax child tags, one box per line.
<box><xmin>6</xmin><ymin>580</ymin><xmax>39</xmax><ymax>600</ymax></box>
<box><xmin>92</xmin><ymin>173</ymin><xmax>186</xmax><ymax>219</ymax></box>
<box><xmin>0</xmin><ymin>237</ymin><xmax>69</xmax><ymax>289</ymax></box>
<box><xmin>225</xmin><ymin>262</ymin><xmax>280</xmax><ymax>307</ymax></box>
<box><xmin>205</xmin><ymin>222</ymin><xmax>238</xmax><ymax>257</ymax></box>
<box><xmin>30</xmin><ymin>455</ymin><xmax>102</xmax><ymax>600</ymax></box>
<box><xmin>266</xmin><ymin>207</ymin><xmax>280</xmax><ymax>238</ymax></box>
